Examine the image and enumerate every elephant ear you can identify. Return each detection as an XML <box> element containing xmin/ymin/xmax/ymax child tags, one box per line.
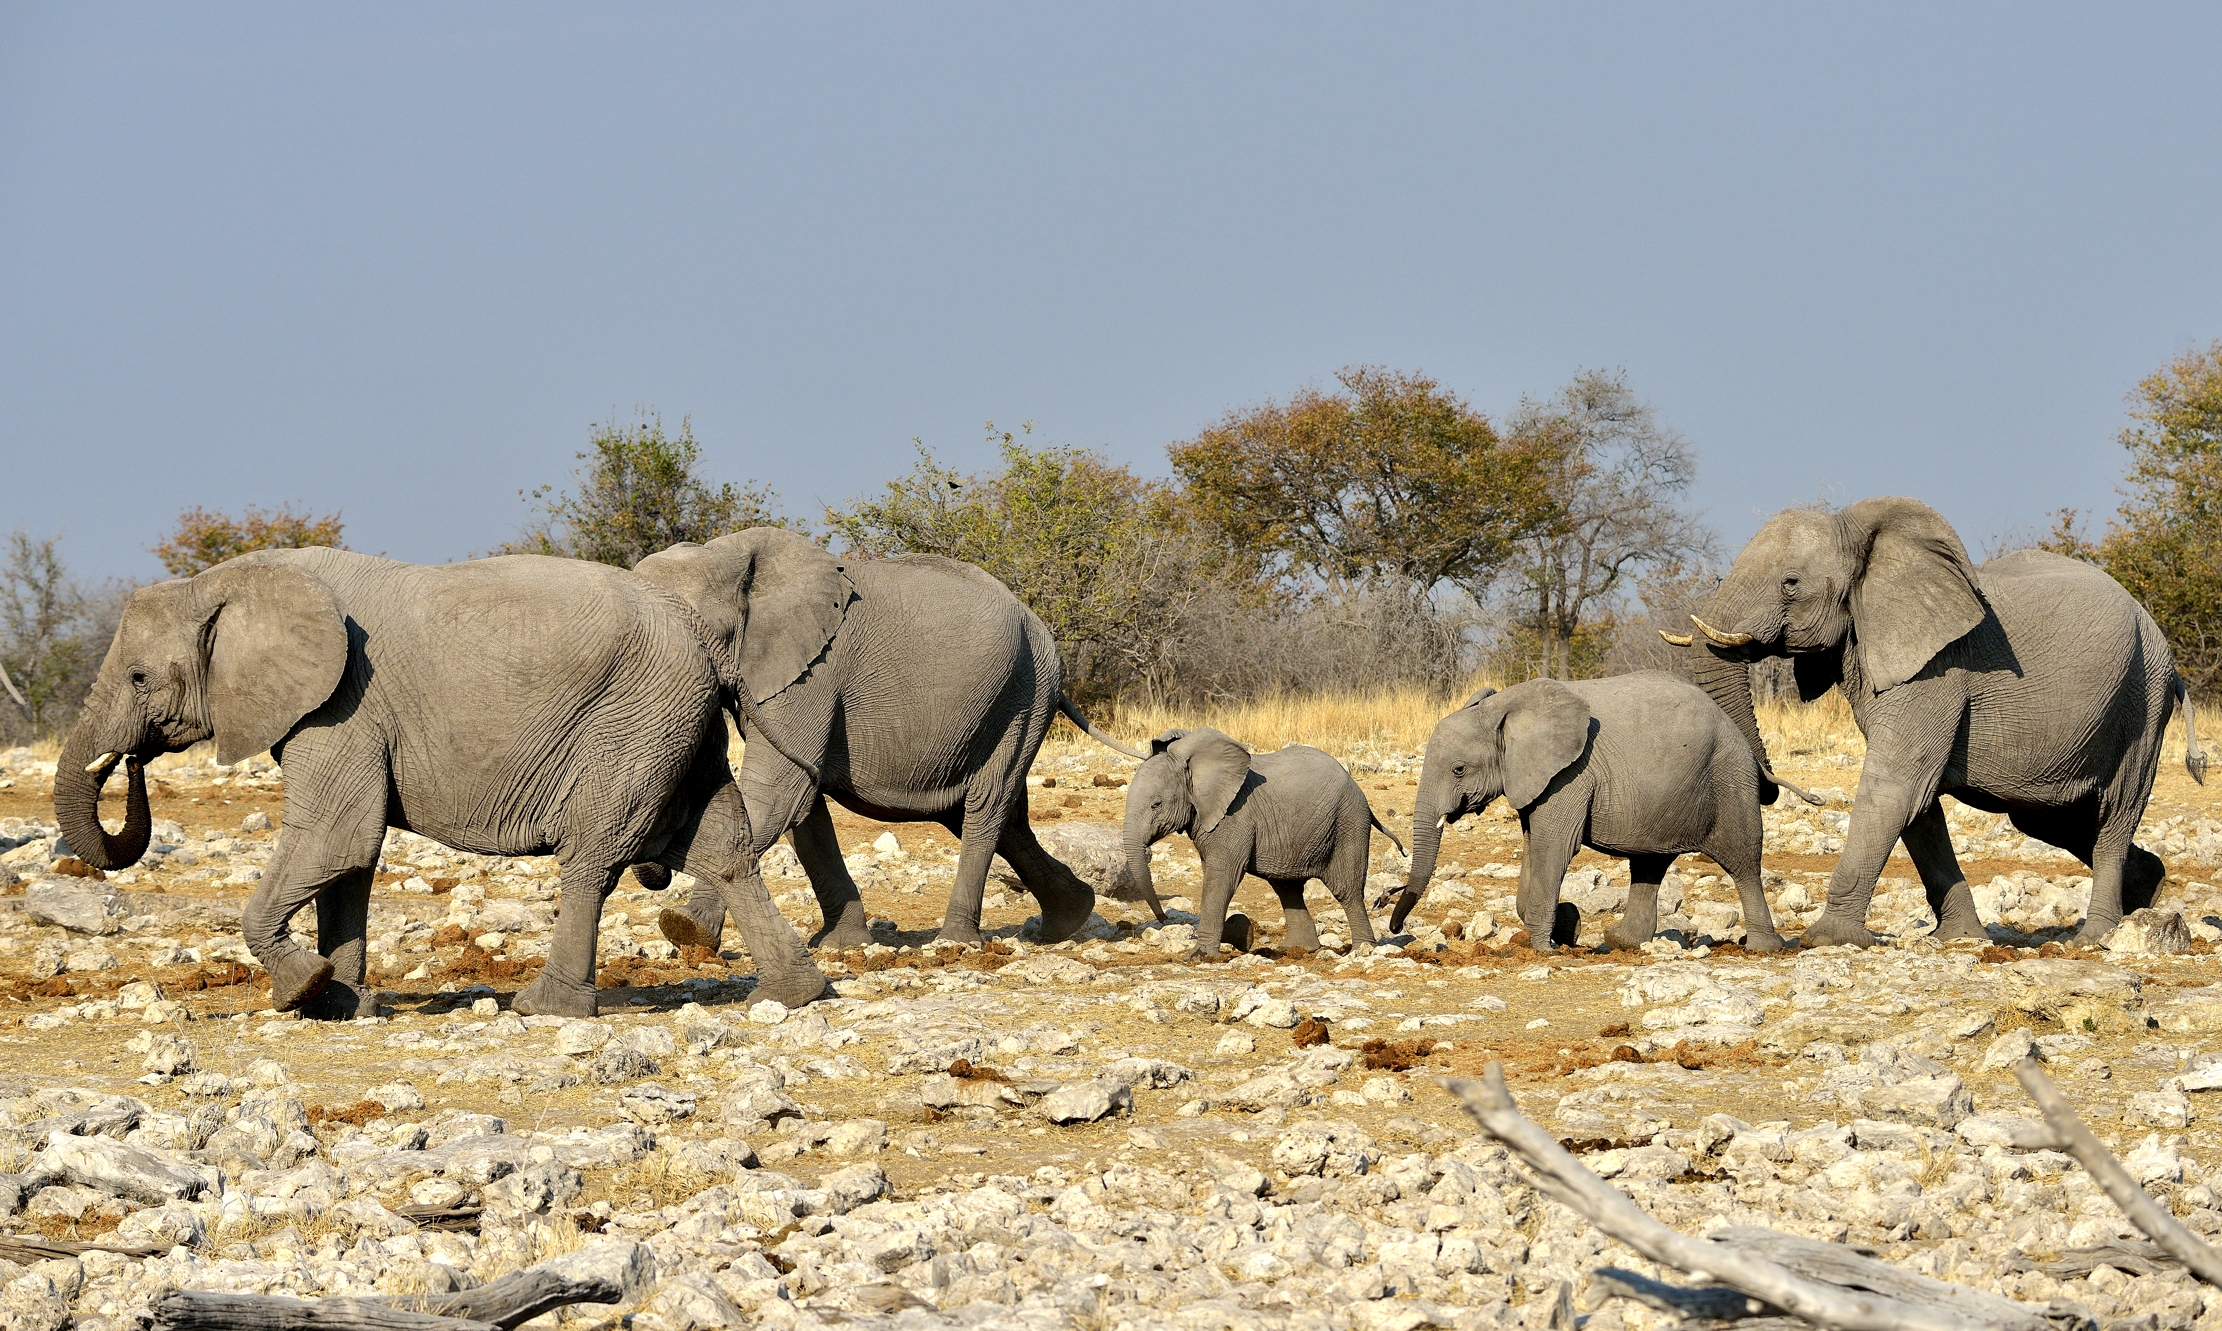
<box><xmin>199</xmin><ymin>564</ymin><xmax>349</xmax><ymax>766</ymax></box>
<box><xmin>1149</xmin><ymin>728</ymin><xmax>1189</xmax><ymax>756</ymax></box>
<box><xmin>1460</xmin><ymin>686</ymin><xmax>1498</xmax><ymax>710</ymax></box>
<box><xmin>703</xmin><ymin>528</ymin><xmax>850</xmax><ymax>704</ymax></box>
<box><xmin>1496</xmin><ymin>679</ymin><xmax>1593</xmax><ymax>809</ymax></box>
<box><xmin>1841</xmin><ymin>497</ymin><xmax>1987</xmax><ymax>693</ymax></box>
<box><xmin>1172</xmin><ymin>727</ymin><xmax>1252</xmax><ymax>835</ymax></box>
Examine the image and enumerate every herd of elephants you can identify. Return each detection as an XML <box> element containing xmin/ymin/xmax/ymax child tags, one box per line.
<box><xmin>49</xmin><ymin>495</ymin><xmax>2206</xmax><ymax>1020</ymax></box>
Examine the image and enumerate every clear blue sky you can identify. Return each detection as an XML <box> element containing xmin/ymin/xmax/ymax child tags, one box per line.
<box><xmin>4</xmin><ymin>4</ymin><xmax>2218</xmax><ymax>585</ymax></box>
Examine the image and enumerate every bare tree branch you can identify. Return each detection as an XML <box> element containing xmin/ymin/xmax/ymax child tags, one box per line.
<box><xmin>1443</xmin><ymin>1066</ymin><xmax>2048</xmax><ymax>1331</ymax></box>
<box><xmin>2012</xmin><ymin>1056</ymin><xmax>2222</xmax><ymax>1287</ymax></box>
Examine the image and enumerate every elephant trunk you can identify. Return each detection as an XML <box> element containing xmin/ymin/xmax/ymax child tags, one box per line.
<box><xmin>1688</xmin><ymin>573</ymin><xmax>1793</xmax><ymax>805</ymax></box>
<box><xmin>1119</xmin><ymin>821</ymin><xmax>1156</xmax><ymax>921</ymax></box>
<box><xmin>54</xmin><ymin>703</ymin><xmax>153</xmax><ymax>871</ymax></box>
<box><xmin>1387</xmin><ymin>788</ymin><xmax>1447</xmax><ymax>934</ymax></box>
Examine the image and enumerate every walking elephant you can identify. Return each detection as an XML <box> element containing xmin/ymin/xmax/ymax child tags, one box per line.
<box><xmin>1381</xmin><ymin>675</ymin><xmax>1784</xmax><ymax>953</ymax></box>
<box><xmin>1118</xmin><ymin>727</ymin><xmax>1400</xmax><ymax>956</ymax></box>
<box><xmin>53</xmin><ymin>548</ymin><xmax>830</xmax><ymax>1018</ymax></box>
<box><xmin>634</xmin><ymin>528</ymin><xmax>1141</xmax><ymax>949</ymax></box>
<box><xmin>1669</xmin><ymin>496</ymin><xmax>2205</xmax><ymax>946</ymax></box>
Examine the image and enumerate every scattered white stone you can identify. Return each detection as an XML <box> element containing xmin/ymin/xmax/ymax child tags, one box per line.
<box><xmin>748</xmin><ymin>999</ymin><xmax>791</xmax><ymax>1025</ymax></box>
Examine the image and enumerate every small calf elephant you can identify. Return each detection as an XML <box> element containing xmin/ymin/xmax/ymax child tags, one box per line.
<box><xmin>1119</xmin><ymin>727</ymin><xmax>1403</xmax><ymax>954</ymax></box>
<box><xmin>1383</xmin><ymin>673</ymin><xmax>1785</xmax><ymax>953</ymax></box>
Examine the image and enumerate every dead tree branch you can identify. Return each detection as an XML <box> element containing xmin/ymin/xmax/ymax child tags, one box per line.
<box><xmin>2013</xmin><ymin>1056</ymin><xmax>2222</xmax><ymax>1287</ymax></box>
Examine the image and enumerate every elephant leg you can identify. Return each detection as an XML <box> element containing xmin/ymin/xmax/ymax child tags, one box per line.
<box><xmin>1514</xmin><ymin>808</ymin><xmax>1583</xmax><ymax>952</ymax></box>
<box><xmin>514</xmin><ymin>861</ymin><xmax>621</xmax><ymax>1018</ymax></box>
<box><xmin>996</xmin><ymin>820</ymin><xmax>1096</xmax><ymax>942</ymax></box>
<box><xmin>1269</xmin><ymin>879</ymin><xmax>1318</xmax><ymax>951</ymax></box>
<box><xmin>674</xmin><ymin>775</ymin><xmax>828</xmax><ymax>1008</ymax></box>
<box><xmin>1712</xmin><ymin>843</ymin><xmax>1785</xmax><ymax>954</ymax></box>
<box><xmin>1190</xmin><ymin>852</ymin><xmax>1251</xmax><ymax>956</ymax></box>
<box><xmin>1900</xmin><ymin>802</ymin><xmax>1987</xmax><ymax>941</ymax></box>
<box><xmin>793</xmin><ymin>797</ymin><xmax>870</xmax><ymax>949</ymax></box>
<box><xmin>2080</xmin><ymin>811</ymin><xmax>2159</xmax><ymax>943</ymax></box>
<box><xmin>302</xmin><ymin>866</ymin><xmax>378</xmax><ymax>1021</ymax></box>
<box><xmin>938</xmin><ymin>802</ymin><xmax>1007</xmax><ymax>946</ymax></box>
<box><xmin>658</xmin><ymin>762</ymin><xmax>811</xmax><ymax>951</ymax></box>
<box><xmin>1806</xmin><ymin>752</ymin><xmax>1943</xmax><ymax>949</ymax></box>
<box><xmin>1603</xmin><ymin>854</ymin><xmax>1674</xmax><ymax>952</ymax></box>
<box><xmin>242</xmin><ymin>817</ymin><xmax>378</xmax><ymax>1012</ymax></box>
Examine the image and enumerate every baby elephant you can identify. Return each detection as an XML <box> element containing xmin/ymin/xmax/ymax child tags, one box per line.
<box><xmin>1382</xmin><ymin>673</ymin><xmax>1784</xmax><ymax>952</ymax></box>
<box><xmin>1119</xmin><ymin>727</ymin><xmax>1403</xmax><ymax>955</ymax></box>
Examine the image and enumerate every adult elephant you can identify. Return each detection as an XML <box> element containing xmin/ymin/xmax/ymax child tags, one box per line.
<box><xmin>1668</xmin><ymin>496</ymin><xmax>2204</xmax><ymax>947</ymax></box>
<box><xmin>634</xmin><ymin>528</ymin><xmax>1142</xmax><ymax>950</ymax></box>
<box><xmin>53</xmin><ymin>548</ymin><xmax>829</xmax><ymax>1018</ymax></box>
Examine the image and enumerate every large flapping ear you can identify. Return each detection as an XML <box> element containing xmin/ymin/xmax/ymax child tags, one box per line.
<box><xmin>1171</xmin><ymin>727</ymin><xmax>1252</xmax><ymax>835</ymax></box>
<box><xmin>199</xmin><ymin>563</ymin><xmax>349</xmax><ymax>766</ymax></box>
<box><xmin>702</xmin><ymin>528</ymin><xmax>850</xmax><ymax>704</ymax></box>
<box><xmin>1149</xmin><ymin>728</ymin><xmax>1189</xmax><ymax>756</ymax></box>
<box><xmin>1496</xmin><ymin>679</ymin><xmax>1594</xmax><ymax>809</ymax></box>
<box><xmin>1460</xmin><ymin>686</ymin><xmax>1498</xmax><ymax>709</ymax></box>
<box><xmin>1840</xmin><ymin>497</ymin><xmax>1987</xmax><ymax>693</ymax></box>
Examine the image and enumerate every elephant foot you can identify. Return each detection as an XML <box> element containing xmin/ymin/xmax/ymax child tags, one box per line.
<box><xmin>751</xmin><ymin>967</ymin><xmax>830</xmax><ymax>1011</ymax></box>
<box><xmin>513</xmin><ymin>973</ymin><xmax>598</xmax><ymax>1018</ymax></box>
<box><xmin>1600</xmin><ymin>922</ymin><xmax>1650</xmax><ymax>953</ymax></box>
<box><xmin>1800</xmin><ymin>914</ymin><xmax>1877</xmax><ymax>949</ymax></box>
<box><xmin>810</xmin><ymin>899</ymin><xmax>873</xmax><ymax>950</ymax></box>
<box><xmin>1742</xmin><ymin>928</ymin><xmax>1788</xmax><ymax>954</ymax></box>
<box><xmin>935</xmin><ymin>923</ymin><xmax>985</xmax><ymax>947</ymax></box>
<box><xmin>302</xmin><ymin>981</ymin><xmax>379</xmax><ymax>1022</ymax></box>
<box><xmin>1223</xmin><ymin>914</ymin><xmax>1253</xmax><ymax>954</ymax></box>
<box><xmin>1034</xmin><ymin>887</ymin><xmax>1096</xmax><ymax>944</ymax></box>
<box><xmin>1929</xmin><ymin>911</ymin><xmax>1989</xmax><ymax>942</ymax></box>
<box><xmin>1551</xmin><ymin>902</ymin><xmax>1581</xmax><ymax>949</ymax></box>
<box><xmin>2075</xmin><ymin>916</ymin><xmax>2122</xmax><ymax>946</ymax></box>
<box><xmin>658</xmin><ymin>908</ymin><xmax>726</xmax><ymax>952</ymax></box>
<box><xmin>266</xmin><ymin>951</ymin><xmax>335</xmax><ymax>1013</ymax></box>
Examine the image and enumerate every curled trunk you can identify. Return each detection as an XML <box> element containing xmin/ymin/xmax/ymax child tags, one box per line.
<box><xmin>55</xmin><ymin>723</ymin><xmax>152</xmax><ymax>871</ymax></box>
<box><xmin>1120</xmin><ymin>826</ymin><xmax>1155</xmax><ymax>916</ymax></box>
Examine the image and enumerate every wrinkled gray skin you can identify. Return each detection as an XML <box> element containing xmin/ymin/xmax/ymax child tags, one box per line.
<box><xmin>53</xmin><ymin>549</ymin><xmax>829</xmax><ymax>1019</ymax></box>
<box><xmin>1385</xmin><ymin>675</ymin><xmax>1784</xmax><ymax>953</ymax></box>
<box><xmin>1682</xmin><ymin>496</ymin><xmax>2205</xmax><ymax>947</ymax></box>
<box><xmin>635</xmin><ymin>529</ymin><xmax>1141</xmax><ymax>949</ymax></box>
<box><xmin>1119</xmin><ymin>727</ymin><xmax>1400</xmax><ymax>955</ymax></box>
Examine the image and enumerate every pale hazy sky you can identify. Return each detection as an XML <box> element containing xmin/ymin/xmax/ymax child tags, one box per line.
<box><xmin>4</xmin><ymin>4</ymin><xmax>2219</xmax><ymax>585</ymax></box>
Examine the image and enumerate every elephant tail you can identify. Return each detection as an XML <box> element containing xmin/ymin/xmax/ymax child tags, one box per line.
<box><xmin>1369</xmin><ymin>806</ymin><xmax>1407</xmax><ymax>857</ymax></box>
<box><xmin>1057</xmin><ymin>693</ymin><xmax>1145</xmax><ymax>760</ymax></box>
<box><xmin>2179</xmin><ymin>673</ymin><xmax>2208</xmax><ymax>785</ymax></box>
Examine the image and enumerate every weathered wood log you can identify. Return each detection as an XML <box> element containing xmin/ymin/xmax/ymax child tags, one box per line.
<box><xmin>391</xmin><ymin>1200</ymin><xmax>481</xmax><ymax>1232</ymax></box>
<box><xmin>148</xmin><ymin>1241</ymin><xmax>652</xmax><ymax>1331</ymax></box>
<box><xmin>1444</xmin><ymin>1066</ymin><xmax>2052</xmax><ymax>1331</ymax></box>
<box><xmin>2012</xmin><ymin>1056</ymin><xmax>2222</xmax><ymax>1287</ymax></box>
<box><xmin>1709</xmin><ymin>1228</ymin><xmax>2078</xmax><ymax>1330</ymax></box>
<box><xmin>149</xmin><ymin>1291</ymin><xmax>500</xmax><ymax>1331</ymax></box>
<box><xmin>0</xmin><ymin>1233</ymin><xmax>168</xmax><ymax>1262</ymax></box>
<box><xmin>2008</xmin><ymin>1240</ymin><xmax>2171</xmax><ymax>1278</ymax></box>
<box><xmin>388</xmin><ymin>1265</ymin><xmax>632</xmax><ymax>1328</ymax></box>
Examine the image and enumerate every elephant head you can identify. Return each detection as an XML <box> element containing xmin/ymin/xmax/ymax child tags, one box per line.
<box><xmin>1117</xmin><ymin>727</ymin><xmax>1250</xmax><ymax>915</ymax></box>
<box><xmin>633</xmin><ymin>527</ymin><xmax>850</xmax><ymax>707</ymax></box>
<box><xmin>1674</xmin><ymin>497</ymin><xmax>1986</xmax><ymax>802</ymax></box>
<box><xmin>1387</xmin><ymin>681</ymin><xmax>1592</xmax><ymax>932</ymax></box>
<box><xmin>55</xmin><ymin>559</ymin><xmax>347</xmax><ymax>870</ymax></box>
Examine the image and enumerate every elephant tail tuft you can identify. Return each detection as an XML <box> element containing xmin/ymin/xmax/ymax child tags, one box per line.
<box><xmin>2179</xmin><ymin>673</ymin><xmax>2208</xmax><ymax>785</ymax></box>
<box><xmin>1057</xmin><ymin>693</ymin><xmax>1145</xmax><ymax>760</ymax></box>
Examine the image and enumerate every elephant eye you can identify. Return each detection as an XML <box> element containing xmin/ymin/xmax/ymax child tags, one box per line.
<box><xmin>1451</xmin><ymin>763</ymin><xmax>1467</xmax><ymax>778</ymax></box>
<box><xmin>1783</xmin><ymin>575</ymin><xmax>1800</xmax><ymax>592</ymax></box>
<box><xmin>129</xmin><ymin>670</ymin><xmax>147</xmax><ymax>688</ymax></box>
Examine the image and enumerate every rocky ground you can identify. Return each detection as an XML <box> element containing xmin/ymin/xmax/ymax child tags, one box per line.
<box><xmin>0</xmin><ymin>724</ymin><xmax>2220</xmax><ymax>1330</ymax></box>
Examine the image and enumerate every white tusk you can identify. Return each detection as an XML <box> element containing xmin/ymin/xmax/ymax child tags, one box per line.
<box><xmin>86</xmin><ymin>751</ymin><xmax>121</xmax><ymax>773</ymax></box>
<box><xmin>1658</xmin><ymin>631</ymin><xmax>1693</xmax><ymax>646</ymax></box>
<box><xmin>1435</xmin><ymin>815</ymin><xmax>1447</xmax><ymax>829</ymax></box>
<box><xmin>1689</xmin><ymin>614</ymin><xmax>1755</xmax><ymax>648</ymax></box>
